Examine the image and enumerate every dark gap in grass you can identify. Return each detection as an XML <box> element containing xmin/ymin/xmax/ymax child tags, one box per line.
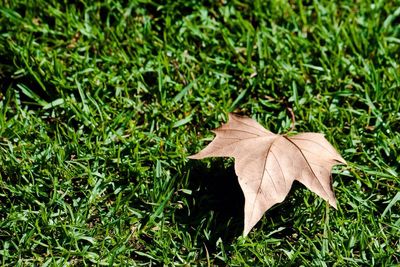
<box><xmin>66</xmin><ymin>177</ymin><xmax>89</xmax><ymax>203</ymax></box>
<box><xmin>30</xmin><ymin>4</ymin><xmax>57</xmax><ymax>32</ymax></box>
<box><xmin>142</xmin><ymin>71</ymin><xmax>158</xmax><ymax>91</ymax></box>
<box><xmin>0</xmin><ymin>53</ymin><xmax>59</xmax><ymax>110</ymax></box>
<box><xmin>99</xmin><ymin>6</ymin><xmax>115</xmax><ymax>26</ymax></box>
<box><xmin>0</xmin><ymin>55</ymin><xmax>17</xmax><ymax>96</ymax></box>
<box><xmin>14</xmin><ymin>78</ymin><xmax>57</xmax><ymax>109</ymax></box>
<box><xmin>0</xmin><ymin>55</ymin><xmax>15</xmax><ymax>85</ymax></box>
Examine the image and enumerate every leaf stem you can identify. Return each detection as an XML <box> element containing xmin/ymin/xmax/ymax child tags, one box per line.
<box><xmin>286</xmin><ymin>107</ymin><xmax>296</xmax><ymax>132</ymax></box>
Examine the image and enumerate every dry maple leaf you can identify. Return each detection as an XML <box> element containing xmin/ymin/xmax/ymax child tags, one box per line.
<box><xmin>189</xmin><ymin>113</ymin><xmax>346</xmax><ymax>236</ymax></box>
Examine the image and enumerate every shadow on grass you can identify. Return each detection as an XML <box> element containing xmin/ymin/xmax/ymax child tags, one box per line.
<box><xmin>175</xmin><ymin>159</ymin><xmax>244</xmax><ymax>250</ymax></box>
<box><xmin>176</xmin><ymin>160</ymin><xmax>325</xmax><ymax>256</ymax></box>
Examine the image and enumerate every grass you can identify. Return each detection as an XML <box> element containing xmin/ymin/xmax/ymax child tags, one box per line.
<box><xmin>0</xmin><ymin>0</ymin><xmax>399</xmax><ymax>265</ymax></box>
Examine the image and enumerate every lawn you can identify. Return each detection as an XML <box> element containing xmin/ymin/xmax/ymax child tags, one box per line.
<box><xmin>0</xmin><ymin>0</ymin><xmax>399</xmax><ymax>265</ymax></box>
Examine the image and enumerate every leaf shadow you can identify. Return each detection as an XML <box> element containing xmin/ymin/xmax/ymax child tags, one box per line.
<box><xmin>176</xmin><ymin>159</ymin><xmax>244</xmax><ymax>250</ymax></box>
<box><xmin>177</xmin><ymin>160</ymin><xmax>331</xmax><ymax>248</ymax></box>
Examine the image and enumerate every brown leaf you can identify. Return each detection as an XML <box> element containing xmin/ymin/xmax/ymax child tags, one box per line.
<box><xmin>189</xmin><ymin>113</ymin><xmax>346</xmax><ymax>236</ymax></box>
